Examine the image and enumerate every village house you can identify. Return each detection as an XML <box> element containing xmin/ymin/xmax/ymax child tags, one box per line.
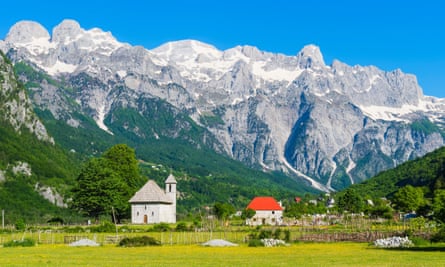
<box><xmin>245</xmin><ymin>196</ymin><xmax>283</xmax><ymax>226</ymax></box>
<box><xmin>129</xmin><ymin>174</ymin><xmax>177</xmax><ymax>224</ymax></box>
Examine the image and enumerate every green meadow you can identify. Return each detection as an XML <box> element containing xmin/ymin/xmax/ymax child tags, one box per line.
<box><xmin>0</xmin><ymin>242</ymin><xmax>444</xmax><ymax>267</ymax></box>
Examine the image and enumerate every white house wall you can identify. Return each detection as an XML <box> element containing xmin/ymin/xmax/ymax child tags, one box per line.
<box><xmin>247</xmin><ymin>210</ymin><xmax>283</xmax><ymax>226</ymax></box>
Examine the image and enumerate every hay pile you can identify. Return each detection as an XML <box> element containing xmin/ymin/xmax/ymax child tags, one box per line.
<box><xmin>201</xmin><ymin>239</ymin><xmax>238</xmax><ymax>247</ymax></box>
<box><xmin>69</xmin><ymin>239</ymin><xmax>100</xmax><ymax>247</ymax></box>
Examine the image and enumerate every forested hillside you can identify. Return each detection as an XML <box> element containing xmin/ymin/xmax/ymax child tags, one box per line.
<box><xmin>349</xmin><ymin>146</ymin><xmax>445</xmax><ymax>199</ymax></box>
<box><xmin>0</xmin><ymin>52</ymin><xmax>82</xmax><ymax>223</ymax></box>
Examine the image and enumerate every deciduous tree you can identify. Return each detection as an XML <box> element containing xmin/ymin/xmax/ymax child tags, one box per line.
<box><xmin>337</xmin><ymin>188</ymin><xmax>364</xmax><ymax>213</ymax></box>
<box><xmin>433</xmin><ymin>189</ymin><xmax>445</xmax><ymax>223</ymax></box>
<box><xmin>392</xmin><ymin>185</ymin><xmax>424</xmax><ymax>213</ymax></box>
<box><xmin>70</xmin><ymin>158</ymin><xmax>128</xmax><ymax>221</ymax></box>
<box><xmin>213</xmin><ymin>202</ymin><xmax>235</xmax><ymax>222</ymax></box>
<box><xmin>70</xmin><ymin>144</ymin><xmax>141</xmax><ymax>222</ymax></box>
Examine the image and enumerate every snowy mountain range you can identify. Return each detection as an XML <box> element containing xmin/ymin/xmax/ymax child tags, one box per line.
<box><xmin>1</xmin><ymin>19</ymin><xmax>444</xmax><ymax>192</ymax></box>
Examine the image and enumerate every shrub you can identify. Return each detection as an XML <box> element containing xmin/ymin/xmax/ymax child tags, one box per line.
<box><xmin>90</xmin><ymin>221</ymin><xmax>116</xmax><ymax>233</ymax></box>
<box><xmin>175</xmin><ymin>222</ymin><xmax>188</xmax><ymax>232</ymax></box>
<box><xmin>3</xmin><ymin>238</ymin><xmax>35</xmax><ymax>247</ymax></box>
<box><xmin>152</xmin><ymin>223</ymin><xmax>170</xmax><ymax>232</ymax></box>
<box><xmin>273</xmin><ymin>228</ymin><xmax>282</xmax><ymax>239</ymax></box>
<box><xmin>47</xmin><ymin>217</ymin><xmax>64</xmax><ymax>225</ymax></box>
<box><xmin>410</xmin><ymin>236</ymin><xmax>430</xmax><ymax>246</ymax></box>
<box><xmin>431</xmin><ymin>227</ymin><xmax>445</xmax><ymax>243</ymax></box>
<box><xmin>119</xmin><ymin>226</ymin><xmax>132</xmax><ymax>233</ymax></box>
<box><xmin>284</xmin><ymin>229</ymin><xmax>291</xmax><ymax>242</ymax></box>
<box><xmin>15</xmin><ymin>219</ymin><xmax>26</xmax><ymax>231</ymax></box>
<box><xmin>258</xmin><ymin>230</ymin><xmax>272</xmax><ymax>239</ymax></box>
<box><xmin>248</xmin><ymin>239</ymin><xmax>264</xmax><ymax>247</ymax></box>
<box><xmin>118</xmin><ymin>236</ymin><xmax>161</xmax><ymax>247</ymax></box>
<box><xmin>63</xmin><ymin>226</ymin><xmax>85</xmax><ymax>233</ymax></box>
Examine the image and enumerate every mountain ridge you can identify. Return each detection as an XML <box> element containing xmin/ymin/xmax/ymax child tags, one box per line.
<box><xmin>1</xmin><ymin>19</ymin><xmax>444</xmax><ymax>191</ymax></box>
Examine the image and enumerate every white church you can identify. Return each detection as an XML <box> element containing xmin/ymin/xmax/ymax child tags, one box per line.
<box><xmin>129</xmin><ymin>174</ymin><xmax>177</xmax><ymax>224</ymax></box>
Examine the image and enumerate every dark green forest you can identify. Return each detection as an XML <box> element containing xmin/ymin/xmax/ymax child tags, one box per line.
<box><xmin>349</xmin><ymin>146</ymin><xmax>445</xmax><ymax>199</ymax></box>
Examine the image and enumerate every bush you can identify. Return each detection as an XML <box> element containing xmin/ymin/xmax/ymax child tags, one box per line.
<box><xmin>258</xmin><ymin>230</ymin><xmax>272</xmax><ymax>239</ymax></box>
<box><xmin>90</xmin><ymin>221</ymin><xmax>116</xmax><ymax>233</ymax></box>
<box><xmin>431</xmin><ymin>227</ymin><xmax>445</xmax><ymax>243</ymax></box>
<box><xmin>175</xmin><ymin>222</ymin><xmax>189</xmax><ymax>232</ymax></box>
<box><xmin>152</xmin><ymin>223</ymin><xmax>170</xmax><ymax>232</ymax></box>
<box><xmin>62</xmin><ymin>226</ymin><xmax>85</xmax><ymax>233</ymax></box>
<box><xmin>3</xmin><ymin>238</ymin><xmax>35</xmax><ymax>247</ymax></box>
<box><xmin>47</xmin><ymin>217</ymin><xmax>64</xmax><ymax>225</ymax></box>
<box><xmin>248</xmin><ymin>239</ymin><xmax>264</xmax><ymax>247</ymax></box>
<box><xmin>410</xmin><ymin>236</ymin><xmax>430</xmax><ymax>246</ymax></box>
<box><xmin>118</xmin><ymin>236</ymin><xmax>161</xmax><ymax>247</ymax></box>
<box><xmin>15</xmin><ymin>219</ymin><xmax>26</xmax><ymax>231</ymax></box>
<box><xmin>284</xmin><ymin>229</ymin><xmax>291</xmax><ymax>242</ymax></box>
<box><xmin>273</xmin><ymin>228</ymin><xmax>282</xmax><ymax>239</ymax></box>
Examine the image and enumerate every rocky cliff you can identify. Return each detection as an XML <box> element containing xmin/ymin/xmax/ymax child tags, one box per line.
<box><xmin>1</xmin><ymin>20</ymin><xmax>444</xmax><ymax>191</ymax></box>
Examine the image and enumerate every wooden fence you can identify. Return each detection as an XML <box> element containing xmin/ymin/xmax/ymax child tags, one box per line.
<box><xmin>0</xmin><ymin>229</ymin><xmax>431</xmax><ymax>245</ymax></box>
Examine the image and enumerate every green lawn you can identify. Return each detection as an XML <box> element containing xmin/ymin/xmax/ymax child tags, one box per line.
<box><xmin>0</xmin><ymin>242</ymin><xmax>443</xmax><ymax>267</ymax></box>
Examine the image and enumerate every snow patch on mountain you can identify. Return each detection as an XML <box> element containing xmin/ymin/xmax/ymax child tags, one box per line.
<box><xmin>12</xmin><ymin>36</ymin><xmax>55</xmax><ymax>56</ymax></box>
<box><xmin>359</xmin><ymin>98</ymin><xmax>445</xmax><ymax>122</ymax></box>
<box><xmin>151</xmin><ymin>40</ymin><xmax>244</xmax><ymax>81</ymax></box>
<box><xmin>96</xmin><ymin>105</ymin><xmax>113</xmax><ymax>135</ymax></box>
<box><xmin>251</xmin><ymin>61</ymin><xmax>303</xmax><ymax>83</ymax></box>
<box><xmin>151</xmin><ymin>41</ymin><xmax>307</xmax><ymax>84</ymax></box>
<box><xmin>282</xmin><ymin>157</ymin><xmax>331</xmax><ymax>192</ymax></box>
<box><xmin>44</xmin><ymin>60</ymin><xmax>78</xmax><ymax>75</ymax></box>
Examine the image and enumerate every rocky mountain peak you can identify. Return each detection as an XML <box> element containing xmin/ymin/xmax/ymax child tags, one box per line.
<box><xmin>239</xmin><ymin>45</ymin><xmax>264</xmax><ymax>60</ymax></box>
<box><xmin>5</xmin><ymin>21</ymin><xmax>50</xmax><ymax>44</ymax></box>
<box><xmin>297</xmin><ymin>44</ymin><xmax>325</xmax><ymax>68</ymax></box>
<box><xmin>51</xmin><ymin>19</ymin><xmax>82</xmax><ymax>43</ymax></box>
<box><xmin>152</xmin><ymin>39</ymin><xmax>222</xmax><ymax>63</ymax></box>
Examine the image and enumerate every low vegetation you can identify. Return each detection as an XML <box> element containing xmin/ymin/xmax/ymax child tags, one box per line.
<box><xmin>118</xmin><ymin>236</ymin><xmax>161</xmax><ymax>247</ymax></box>
<box><xmin>3</xmin><ymin>238</ymin><xmax>35</xmax><ymax>247</ymax></box>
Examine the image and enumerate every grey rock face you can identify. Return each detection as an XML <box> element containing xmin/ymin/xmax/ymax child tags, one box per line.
<box><xmin>5</xmin><ymin>21</ymin><xmax>50</xmax><ymax>44</ymax></box>
<box><xmin>2</xmin><ymin>19</ymin><xmax>444</xmax><ymax>191</ymax></box>
<box><xmin>0</xmin><ymin>53</ymin><xmax>53</xmax><ymax>143</ymax></box>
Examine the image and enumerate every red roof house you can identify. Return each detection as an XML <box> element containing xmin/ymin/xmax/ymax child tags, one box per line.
<box><xmin>247</xmin><ymin>197</ymin><xmax>283</xmax><ymax>211</ymax></box>
<box><xmin>245</xmin><ymin>197</ymin><xmax>283</xmax><ymax>226</ymax></box>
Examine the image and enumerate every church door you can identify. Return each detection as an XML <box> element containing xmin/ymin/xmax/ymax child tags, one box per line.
<box><xmin>144</xmin><ymin>215</ymin><xmax>148</xmax><ymax>224</ymax></box>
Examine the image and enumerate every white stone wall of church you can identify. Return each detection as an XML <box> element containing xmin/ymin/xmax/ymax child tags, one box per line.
<box><xmin>131</xmin><ymin>204</ymin><xmax>162</xmax><ymax>224</ymax></box>
<box><xmin>165</xmin><ymin>184</ymin><xmax>177</xmax><ymax>223</ymax></box>
<box><xmin>158</xmin><ymin>204</ymin><xmax>175</xmax><ymax>223</ymax></box>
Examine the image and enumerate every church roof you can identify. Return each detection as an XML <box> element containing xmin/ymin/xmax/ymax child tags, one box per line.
<box><xmin>246</xmin><ymin>197</ymin><xmax>283</xmax><ymax>211</ymax></box>
<box><xmin>129</xmin><ymin>180</ymin><xmax>172</xmax><ymax>204</ymax></box>
<box><xmin>165</xmin><ymin>174</ymin><xmax>177</xmax><ymax>184</ymax></box>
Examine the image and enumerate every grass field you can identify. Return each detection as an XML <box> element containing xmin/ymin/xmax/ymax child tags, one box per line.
<box><xmin>0</xmin><ymin>242</ymin><xmax>444</xmax><ymax>267</ymax></box>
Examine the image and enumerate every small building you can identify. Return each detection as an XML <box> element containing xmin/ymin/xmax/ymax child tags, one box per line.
<box><xmin>245</xmin><ymin>196</ymin><xmax>283</xmax><ymax>226</ymax></box>
<box><xmin>129</xmin><ymin>174</ymin><xmax>177</xmax><ymax>224</ymax></box>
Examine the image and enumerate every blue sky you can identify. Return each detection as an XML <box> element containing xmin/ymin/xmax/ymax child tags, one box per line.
<box><xmin>1</xmin><ymin>0</ymin><xmax>444</xmax><ymax>97</ymax></box>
